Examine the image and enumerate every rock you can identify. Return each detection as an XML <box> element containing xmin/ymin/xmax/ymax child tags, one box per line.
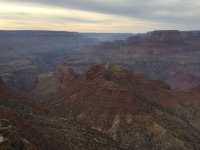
<box><xmin>146</xmin><ymin>30</ymin><xmax>184</xmax><ymax>43</ymax></box>
<box><xmin>54</xmin><ymin>64</ymin><xmax>200</xmax><ymax>149</ymax></box>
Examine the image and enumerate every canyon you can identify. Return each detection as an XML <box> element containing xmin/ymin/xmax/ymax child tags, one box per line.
<box><xmin>1</xmin><ymin>30</ymin><xmax>200</xmax><ymax>149</ymax></box>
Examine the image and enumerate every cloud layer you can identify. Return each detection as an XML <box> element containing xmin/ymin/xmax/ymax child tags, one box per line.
<box><xmin>0</xmin><ymin>0</ymin><xmax>199</xmax><ymax>32</ymax></box>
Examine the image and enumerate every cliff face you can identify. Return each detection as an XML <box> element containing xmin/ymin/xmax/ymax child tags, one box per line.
<box><xmin>1</xmin><ymin>64</ymin><xmax>200</xmax><ymax>149</ymax></box>
<box><xmin>2</xmin><ymin>30</ymin><xmax>200</xmax><ymax>92</ymax></box>
<box><xmin>1</xmin><ymin>30</ymin><xmax>200</xmax><ymax>149</ymax></box>
<box><xmin>0</xmin><ymin>73</ymin><xmax>125</xmax><ymax>150</ymax></box>
<box><xmin>54</xmin><ymin>64</ymin><xmax>200</xmax><ymax>150</ymax></box>
<box><xmin>128</xmin><ymin>30</ymin><xmax>200</xmax><ymax>44</ymax></box>
<box><xmin>145</xmin><ymin>30</ymin><xmax>184</xmax><ymax>43</ymax></box>
<box><xmin>75</xmin><ymin>30</ymin><xmax>200</xmax><ymax>90</ymax></box>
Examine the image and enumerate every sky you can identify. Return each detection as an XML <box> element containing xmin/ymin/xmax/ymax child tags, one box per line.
<box><xmin>0</xmin><ymin>0</ymin><xmax>199</xmax><ymax>33</ymax></box>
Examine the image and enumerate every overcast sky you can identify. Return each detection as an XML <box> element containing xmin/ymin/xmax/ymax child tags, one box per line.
<box><xmin>0</xmin><ymin>0</ymin><xmax>199</xmax><ymax>32</ymax></box>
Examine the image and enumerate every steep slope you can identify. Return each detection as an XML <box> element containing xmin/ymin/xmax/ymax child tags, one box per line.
<box><xmin>56</xmin><ymin>64</ymin><xmax>200</xmax><ymax>150</ymax></box>
<box><xmin>1</xmin><ymin>64</ymin><xmax>200</xmax><ymax>149</ymax></box>
<box><xmin>0</xmin><ymin>77</ymin><xmax>126</xmax><ymax>150</ymax></box>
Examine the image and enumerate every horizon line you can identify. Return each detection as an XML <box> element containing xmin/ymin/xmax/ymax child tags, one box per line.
<box><xmin>0</xmin><ymin>29</ymin><xmax>200</xmax><ymax>34</ymax></box>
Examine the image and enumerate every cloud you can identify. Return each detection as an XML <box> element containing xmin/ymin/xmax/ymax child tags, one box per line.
<box><xmin>0</xmin><ymin>0</ymin><xmax>199</xmax><ymax>32</ymax></box>
<box><xmin>3</xmin><ymin>0</ymin><xmax>200</xmax><ymax>23</ymax></box>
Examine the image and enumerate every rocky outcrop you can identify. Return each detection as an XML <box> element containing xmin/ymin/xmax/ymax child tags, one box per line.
<box><xmin>1</xmin><ymin>64</ymin><xmax>200</xmax><ymax>150</ymax></box>
<box><xmin>146</xmin><ymin>30</ymin><xmax>184</xmax><ymax>43</ymax></box>
<box><xmin>55</xmin><ymin>64</ymin><xmax>200</xmax><ymax>150</ymax></box>
<box><xmin>0</xmin><ymin>71</ymin><xmax>126</xmax><ymax>150</ymax></box>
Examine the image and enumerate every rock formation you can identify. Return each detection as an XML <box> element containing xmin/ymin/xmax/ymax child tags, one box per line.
<box><xmin>55</xmin><ymin>64</ymin><xmax>200</xmax><ymax>150</ymax></box>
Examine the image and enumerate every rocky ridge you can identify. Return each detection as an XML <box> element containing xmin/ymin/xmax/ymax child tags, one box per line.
<box><xmin>54</xmin><ymin>64</ymin><xmax>200</xmax><ymax>150</ymax></box>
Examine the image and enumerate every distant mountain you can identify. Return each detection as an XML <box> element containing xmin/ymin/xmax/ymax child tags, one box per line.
<box><xmin>67</xmin><ymin>30</ymin><xmax>200</xmax><ymax>89</ymax></box>
<box><xmin>128</xmin><ymin>30</ymin><xmax>200</xmax><ymax>43</ymax></box>
<box><xmin>82</xmin><ymin>33</ymin><xmax>133</xmax><ymax>42</ymax></box>
<box><xmin>0</xmin><ymin>30</ymin><xmax>132</xmax><ymax>92</ymax></box>
<box><xmin>2</xmin><ymin>30</ymin><xmax>200</xmax><ymax>92</ymax></box>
